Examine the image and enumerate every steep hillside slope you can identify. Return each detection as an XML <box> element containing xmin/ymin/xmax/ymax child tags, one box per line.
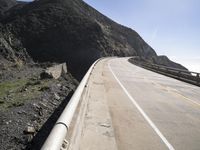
<box><xmin>0</xmin><ymin>0</ymin><xmax>16</xmax><ymax>17</ymax></box>
<box><xmin>0</xmin><ymin>0</ymin><xmax>186</xmax><ymax>79</ymax></box>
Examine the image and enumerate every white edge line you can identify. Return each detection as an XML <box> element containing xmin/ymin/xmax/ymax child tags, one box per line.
<box><xmin>108</xmin><ymin>62</ymin><xmax>175</xmax><ymax>150</ymax></box>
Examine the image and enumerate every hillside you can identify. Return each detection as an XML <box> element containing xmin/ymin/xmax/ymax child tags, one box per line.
<box><xmin>0</xmin><ymin>0</ymin><xmax>16</xmax><ymax>17</ymax></box>
<box><xmin>0</xmin><ymin>0</ymin><xmax>186</xmax><ymax>79</ymax></box>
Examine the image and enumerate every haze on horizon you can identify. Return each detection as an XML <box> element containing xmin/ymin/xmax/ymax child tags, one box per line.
<box><xmin>21</xmin><ymin>0</ymin><xmax>200</xmax><ymax>72</ymax></box>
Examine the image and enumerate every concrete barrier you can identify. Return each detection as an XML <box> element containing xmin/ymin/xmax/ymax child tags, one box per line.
<box><xmin>41</xmin><ymin>59</ymin><xmax>101</xmax><ymax>150</ymax></box>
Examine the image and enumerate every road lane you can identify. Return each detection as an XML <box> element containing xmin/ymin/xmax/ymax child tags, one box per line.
<box><xmin>68</xmin><ymin>58</ymin><xmax>200</xmax><ymax>150</ymax></box>
<box><xmin>109</xmin><ymin>58</ymin><xmax>200</xmax><ymax>150</ymax></box>
<box><xmin>108</xmin><ymin>63</ymin><xmax>175</xmax><ymax>150</ymax></box>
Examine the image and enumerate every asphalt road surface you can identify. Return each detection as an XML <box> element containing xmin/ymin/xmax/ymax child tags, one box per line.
<box><xmin>67</xmin><ymin>58</ymin><xmax>200</xmax><ymax>150</ymax></box>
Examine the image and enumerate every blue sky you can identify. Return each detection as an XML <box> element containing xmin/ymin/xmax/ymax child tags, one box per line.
<box><xmin>82</xmin><ymin>0</ymin><xmax>200</xmax><ymax>71</ymax></box>
<box><xmin>19</xmin><ymin>0</ymin><xmax>200</xmax><ymax>71</ymax></box>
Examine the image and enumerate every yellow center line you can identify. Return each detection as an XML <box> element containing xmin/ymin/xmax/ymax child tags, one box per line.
<box><xmin>170</xmin><ymin>90</ymin><xmax>200</xmax><ymax>108</ymax></box>
<box><xmin>146</xmin><ymin>77</ymin><xmax>200</xmax><ymax>109</ymax></box>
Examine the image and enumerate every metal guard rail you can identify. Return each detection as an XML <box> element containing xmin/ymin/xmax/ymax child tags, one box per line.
<box><xmin>129</xmin><ymin>59</ymin><xmax>200</xmax><ymax>87</ymax></box>
<box><xmin>41</xmin><ymin>59</ymin><xmax>101</xmax><ymax>150</ymax></box>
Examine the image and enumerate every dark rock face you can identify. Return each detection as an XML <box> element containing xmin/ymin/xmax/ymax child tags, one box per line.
<box><xmin>0</xmin><ymin>0</ymin><xmax>16</xmax><ymax>12</ymax></box>
<box><xmin>0</xmin><ymin>0</ymin><xmax>186</xmax><ymax>79</ymax></box>
<box><xmin>0</xmin><ymin>26</ymin><xmax>30</xmax><ymax>63</ymax></box>
<box><xmin>0</xmin><ymin>0</ymin><xmax>17</xmax><ymax>18</ymax></box>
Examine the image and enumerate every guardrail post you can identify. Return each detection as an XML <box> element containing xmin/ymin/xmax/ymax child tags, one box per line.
<box><xmin>150</xmin><ymin>64</ymin><xmax>153</xmax><ymax>69</ymax></box>
<box><xmin>178</xmin><ymin>71</ymin><xmax>181</xmax><ymax>78</ymax></box>
<box><xmin>166</xmin><ymin>68</ymin><xmax>169</xmax><ymax>73</ymax></box>
<box><xmin>197</xmin><ymin>73</ymin><xmax>200</xmax><ymax>85</ymax></box>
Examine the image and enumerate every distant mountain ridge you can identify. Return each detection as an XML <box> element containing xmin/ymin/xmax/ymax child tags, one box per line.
<box><xmin>0</xmin><ymin>0</ymin><xmax>187</xmax><ymax>79</ymax></box>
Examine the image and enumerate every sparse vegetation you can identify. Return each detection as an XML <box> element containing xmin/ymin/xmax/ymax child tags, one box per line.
<box><xmin>0</xmin><ymin>78</ymin><xmax>54</xmax><ymax>110</ymax></box>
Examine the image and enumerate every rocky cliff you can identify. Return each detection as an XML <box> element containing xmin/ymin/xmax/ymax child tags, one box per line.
<box><xmin>0</xmin><ymin>0</ymin><xmax>16</xmax><ymax>17</ymax></box>
<box><xmin>0</xmin><ymin>0</ymin><xmax>186</xmax><ymax>79</ymax></box>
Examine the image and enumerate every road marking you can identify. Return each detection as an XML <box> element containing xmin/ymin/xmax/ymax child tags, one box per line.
<box><xmin>148</xmin><ymin>78</ymin><xmax>200</xmax><ymax>108</ymax></box>
<box><xmin>174</xmin><ymin>92</ymin><xmax>200</xmax><ymax>107</ymax></box>
<box><xmin>108</xmin><ymin>62</ymin><xmax>175</xmax><ymax>150</ymax></box>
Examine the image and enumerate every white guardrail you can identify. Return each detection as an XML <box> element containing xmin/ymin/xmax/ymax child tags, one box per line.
<box><xmin>41</xmin><ymin>59</ymin><xmax>101</xmax><ymax>150</ymax></box>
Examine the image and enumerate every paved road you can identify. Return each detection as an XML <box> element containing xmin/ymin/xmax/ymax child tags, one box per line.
<box><xmin>67</xmin><ymin>58</ymin><xmax>200</xmax><ymax>150</ymax></box>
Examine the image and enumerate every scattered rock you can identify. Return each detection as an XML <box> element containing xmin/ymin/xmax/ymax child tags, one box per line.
<box><xmin>57</xmin><ymin>83</ymin><xmax>62</xmax><ymax>87</ymax></box>
<box><xmin>17</xmin><ymin>110</ymin><xmax>26</xmax><ymax>115</ymax></box>
<box><xmin>61</xmin><ymin>86</ymin><xmax>68</xmax><ymax>91</ymax></box>
<box><xmin>9</xmin><ymin>90</ymin><xmax>14</xmax><ymax>93</ymax></box>
<box><xmin>54</xmin><ymin>93</ymin><xmax>60</xmax><ymax>100</ymax></box>
<box><xmin>33</xmin><ymin>103</ymin><xmax>40</xmax><ymax>110</ymax></box>
<box><xmin>6</xmin><ymin>120</ymin><xmax>12</xmax><ymax>125</ymax></box>
<box><xmin>0</xmin><ymin>60</ymin><xmax>77</xmax><ymax>149</ymax></box>
<box><xmin>39</xmin><ymin>102</ymin><xmax>47</xmax><ymax>108</ymax></box>
<box><xmin>20</xmin><ymin>87</ymin><xmax>28</xmax><ymax>92</ymax></box>
<box><xmin>24</xmin><ymin>126</ymin><xmax>35</xmax><ymax>134</ymax></box>
<box><xmin>50</xmin><ymin>101</ymin><xmax>57</xmax><ymax>106</ymax></box>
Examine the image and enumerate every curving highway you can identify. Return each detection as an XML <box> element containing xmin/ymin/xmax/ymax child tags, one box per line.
<box><xmin>67</xmin><ymin>58</ymin><xmax>200</xmax><ymax>150</ymax></box>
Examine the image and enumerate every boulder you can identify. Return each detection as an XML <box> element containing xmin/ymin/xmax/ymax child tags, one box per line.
<box><xmin>24</xmin><ymin>126</ymin><xmax>35</xmax><ymax>134</ymax></box>
<box><xmin>40</xmin><ymin>63</ymin><xmax>67</xmax><ymax>79</ymax></box>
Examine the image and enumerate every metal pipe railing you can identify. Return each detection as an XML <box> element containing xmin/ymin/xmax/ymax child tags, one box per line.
<box><xmin>129</xmin><ymin>58</ymin><xmax>200</xmax><ymax>87</ymax></box>
<box><xmin>41</xmin><ymin>59</ymin><xmax>100</xmax><ymax>150</ymax></box>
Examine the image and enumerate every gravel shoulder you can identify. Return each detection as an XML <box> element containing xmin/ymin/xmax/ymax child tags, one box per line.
<box><xmin>0</xmin><ymin>63</ymin><xmax>78</xmax><ymax>150</ymax></box>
